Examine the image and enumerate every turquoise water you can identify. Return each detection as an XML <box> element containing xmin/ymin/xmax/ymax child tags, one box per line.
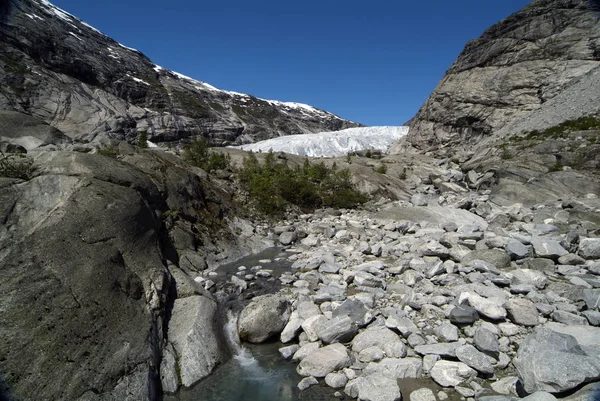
<box><xmin>166</xmin><ymin>342</ymin><xmax>339</xmax><ymax>401</ymax></box>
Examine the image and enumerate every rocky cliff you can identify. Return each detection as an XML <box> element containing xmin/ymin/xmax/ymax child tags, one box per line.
<box><xmin>390</xmin><ymin>0</ymin><xmax>600</xmax><ymax>153</ymax></box>
<box><xmin>0</xmin><ymin>110</ymin><xmax>275</xmax><ymax>400</ymax></box>
<box><xmin>0</xmin><ymin>0</ymin><xmax>360</xmax><ymax>146</ymax></box>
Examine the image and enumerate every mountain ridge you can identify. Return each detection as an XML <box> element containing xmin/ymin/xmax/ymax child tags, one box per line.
<box><xmin>0</xmin><ymin>0</ymin><xmax>360</xmax><ymax>145</ymax></box>
<box><xmin>390</xmin><ymin>0</ymin><xmax>600</xmax><ymax>154</ymax></box>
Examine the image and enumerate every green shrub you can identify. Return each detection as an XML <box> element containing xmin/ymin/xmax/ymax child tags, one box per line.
<box><xmin>239</xmin><ymin>151</ymin><xmax>367</xmax><ymax>215</ymax></box>
<box><xmin>0</xmin><ymin>150</ymin><xmax>34</xmax><ymax>180</ymax></box>
<box><xmin>97</xmin><ymin>143</ymin><xmax>120</xmax><ymax>158</ymax></box>
<box><xmin>183</xmin><ymin>137</ymin><xmax>230</xmax><ymax>172</ymax></box>
<box><xmin>375</xmin><ymin>164</ymin><xmax>387</xmax><ymax>174</ymax></box>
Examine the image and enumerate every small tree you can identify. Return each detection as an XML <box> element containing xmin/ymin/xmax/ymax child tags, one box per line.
<box><xmin>137</xmin><ymin>131</ymin><xmax>148</xmax><ymax>148</ymax></box>
<box><xmin>183</xmin><ymin>137</ymin><xmax>209</xmax><ymax>168</ymax></box>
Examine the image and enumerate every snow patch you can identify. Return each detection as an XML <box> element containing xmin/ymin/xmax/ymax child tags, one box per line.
<box><xmin>128</xmin><ymin>75</ymin><xmax>151</xmax><ymax>86</ymax></box>
<box><xmin>147</xmin><ymin>141</ymin><xmax>158</xmax><ymax>148</ymax></box>
<box><xmin>25</xmin><ymin>13</ymin><xmax>45</xmax><ymax>21</ymax></box>
<box><xmin>232</xmin><ymin>126</ymin><xmax>409</xmax><ymax>157</ymax></box>
<box><xmin>153</xmin><ymin>65</ymin><xmax>165</xmax><ymax>73</ymax></box>
<box><xmin>68</xmin><ymin>32</ymin><xmax>83</xmax><ymax>42</ymax></box>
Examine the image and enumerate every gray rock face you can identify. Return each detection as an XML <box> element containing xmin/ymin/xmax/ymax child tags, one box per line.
<box><xmin>297</xmin><ymin>343</ymin><xmax>351</xmax><ymax>378</ymax></box>
<box><xmin>514</xmin><ymin>327</ymin><xmax>600</xmax><ymax>394</ymax></box>
<box><xmin>238</xmin><ymin>294</ymin><xmax>291</xmax><ymax>343</ymax></box>
<box><xmin>0</xmin><ymin>1</ymin><xmax>359</xmax><ymax>147</ymax></box>
<box><xmin>390</xmin><ymin>0</ymin><xmax>600</xmax><ymax>152</ymax></box>
<box><xmin>0</xmin><ymin>151</ymin><xmax>173</xmax><ymax>400</ymax></box>
<box><xmin>168</xmin><ymin>295</ymin><xmax>227</xmax><ymax>387</ymax></box>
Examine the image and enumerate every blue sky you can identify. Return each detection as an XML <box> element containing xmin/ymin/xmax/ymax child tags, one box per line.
<box><xmin>51</xmin><ymin>0</ymin><xmax>531</xmax><ymax>126</ymax></box>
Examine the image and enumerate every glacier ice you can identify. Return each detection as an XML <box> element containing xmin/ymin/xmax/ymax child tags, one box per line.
<box><xmin>231</xmin><ymin>126</ymin><xmax>409</xmax><ymax>157</ymax></box>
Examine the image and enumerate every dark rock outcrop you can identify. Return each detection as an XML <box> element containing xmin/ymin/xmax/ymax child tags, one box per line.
<box><xmin>0</xmin><ymin>112</ymin><xmax>266</xmax><ymax>400</ymax></box>
<box><xmin>0</xmin><ymin>0</ymin><xmax>360</xmax><ymax>146</ymax></box>
<box><xmin>390</xmin><ymin>0</ymin><xmax>600</xmax><ymax>152</ymax></box>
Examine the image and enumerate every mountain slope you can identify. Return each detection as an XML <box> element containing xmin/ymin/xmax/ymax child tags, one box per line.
<box><xmin>234</xmin><ymin>126</ymin><xmax>409</xmax><ymax>157</ymax></box>
<box><xmin>390</xmin><ymin>0</ymin><xmax>600</xmax><ymax>153</ymax></box>
<box><xmin>0</xmin><ymin>0</ymin><xmax>360</xmax><ymax>145</ymax></box>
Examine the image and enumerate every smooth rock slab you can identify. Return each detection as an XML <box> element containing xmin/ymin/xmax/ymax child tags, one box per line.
<box><xmin>168</xmin><ymin>295</ymin><xmax>225</xmax><ymax>387</ymax></box>
<box><xmin>345</xmin><ymin>374</ymin><xmax>402</xmax><ymax>401</ymax></box>
<box><xmin>513</xmin><ymin>327</ymin><xmax>600</xmax><ymax>393</ymax></box>
<box><xmin>430</xmin><ymin>360</ymin><xmax>477</xmax><ymax>387</ymax></box>
<box><xmin>297</xmin><ymin>343</ymin><xmax>351</xmax><ymax>377</ymax></box>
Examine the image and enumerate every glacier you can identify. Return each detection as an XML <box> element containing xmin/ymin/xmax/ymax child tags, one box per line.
<box><xmin>232</xmin><ymin>126</ymin><xmax>409</xmax><ymax>157</ymax></box>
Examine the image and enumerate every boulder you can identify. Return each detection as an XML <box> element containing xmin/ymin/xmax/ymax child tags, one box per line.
<box><xmin>462</xmin><ymin>249</ymin><xmax>510</xmax><ymax>269</ymax></box>
<box><xmin>459</xmin><ymin>292</ymin><xmax>507</xmax><ymax>320</ymax></box>
<box><xmin>430</xmin><ymin>360</ymin><xmax>477</xmax><ymax>387</ymax></box>
<box><xmin>513</xmin><ymin>327</ymin><xmax>600</xmax><ymax>393</ymax></box>
<box><xmin>279</xmin><ymin>231</ymin><xmax>298</xmax><ymax>245</ymax></box>
<box><xmin>506</xmin><ymin>240</ymin><xmax>530</xmax><ymax>260</ymax></box>
<box><xmin>414</xmin><ymin>342</ymin><xmax>460</xmax><ymax>358</ymax></box>
<box><xmin>473</xmin><ymin>327</ymin><xmax>500</xmax><ymax>358</ymax></box>
<box><xmin>579</xmin><ymin>238</ymin><xmax>600</xmax><ymax>260</ymax></box>
<box><xmin>435</xmin><ymin>321</ymin><xmax>459</xmax><ymax>342</ymax></box>
<box><xmin>297</xmin><ymin>343</ymin><xmax>351</xmax><ymax>377</ymax></box>
<box><xmin>363</xmin><ymin>357</ymin><xmax>423</xmax><ymax>380</ymax></box>
<box><xmin>351</xmin><ymin>326</ymin><xmax>407</xmax><ymax>358</ymax></box>
<box><xmin>168</xmin><ymin>295</ymin><xmax>227</xmax><ymax>387</ymax></box>
<box><xmin>238</xmin><ymin>294</ymin><xmax>291</xmax><ymax>343</ymax></box>
<box><xmin>316</xmin><ymin>315</ymin><xmax>358</xmax><ymax>344</ymax></box>
<box><xmin>455</xmin><ymin>345</ymin><xmax>494</xmax><ymax>375</ymax></box>
<box><xmin>345</xmin><ymin>374</ymin><xmax>402</xmax><ymax>401</ymax></box>
<box><xmin>505</xmin><ymin>298</ymin><xmax>540</xmax><ymax>326</ymax></box>
<box><xmin>449</xmin><ymin>304</ymin><xmax>479</xmax><ymax>325</ymax></box>
<box><xmin>531</xmin><ymin>237</ymin><xmax>569</xmax><ymax>260</ymax></box>
<box><xmin>410</xmin><ymin>388</ymin><xmax>436</xmax><ymax>401</ymax></box>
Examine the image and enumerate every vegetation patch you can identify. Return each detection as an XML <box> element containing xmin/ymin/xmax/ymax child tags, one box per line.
<box><xmin>239</xmin><ymin>151</ymin><xmax>367</xmax><ymax>216</ymax></box>
<box><xmin>172</xmin><ymin>90</ymin><xmax>212</xmax><ymax>118</ymax></box>
<box><xmin>518</xmin><ymin>116</ymin><xmax>600</xmax><ymax>141</ymax></box>
<box><xmin>97</xmin><ymin>143</ymin><xmax>120</xmax><ymax>158</ymax></box>
<box><xmin>0</xmin><ymin>150</ymin><xmax>34</xmax><ymax>180</ymax></box>
<box><xmin>182</xmin><ymin>137</ymin><xmax>231</xmax><ymax>172</ymax></box>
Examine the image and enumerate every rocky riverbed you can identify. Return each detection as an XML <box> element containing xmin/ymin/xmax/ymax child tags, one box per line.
<box><xmin>190</xmin><ymin>181</ymin><xmax>600</xmax><ymax>401</ymax></box>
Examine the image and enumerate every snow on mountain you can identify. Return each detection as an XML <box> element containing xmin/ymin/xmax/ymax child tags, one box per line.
<box><xmin>232</xmin><ymin>126</ymin><xmax>409</xmax><ymax>157</ymax></box>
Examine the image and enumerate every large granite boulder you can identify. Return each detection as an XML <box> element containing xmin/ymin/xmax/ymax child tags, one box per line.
<box><xmin>513</xmin><ymin>327</ymin><xmax>600</xmax><ymax>393</ymax></box>
<box><xmin>238</xmin><ymin>294</ymin><xmax>291</xmax><ymax>343</ymax></box>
